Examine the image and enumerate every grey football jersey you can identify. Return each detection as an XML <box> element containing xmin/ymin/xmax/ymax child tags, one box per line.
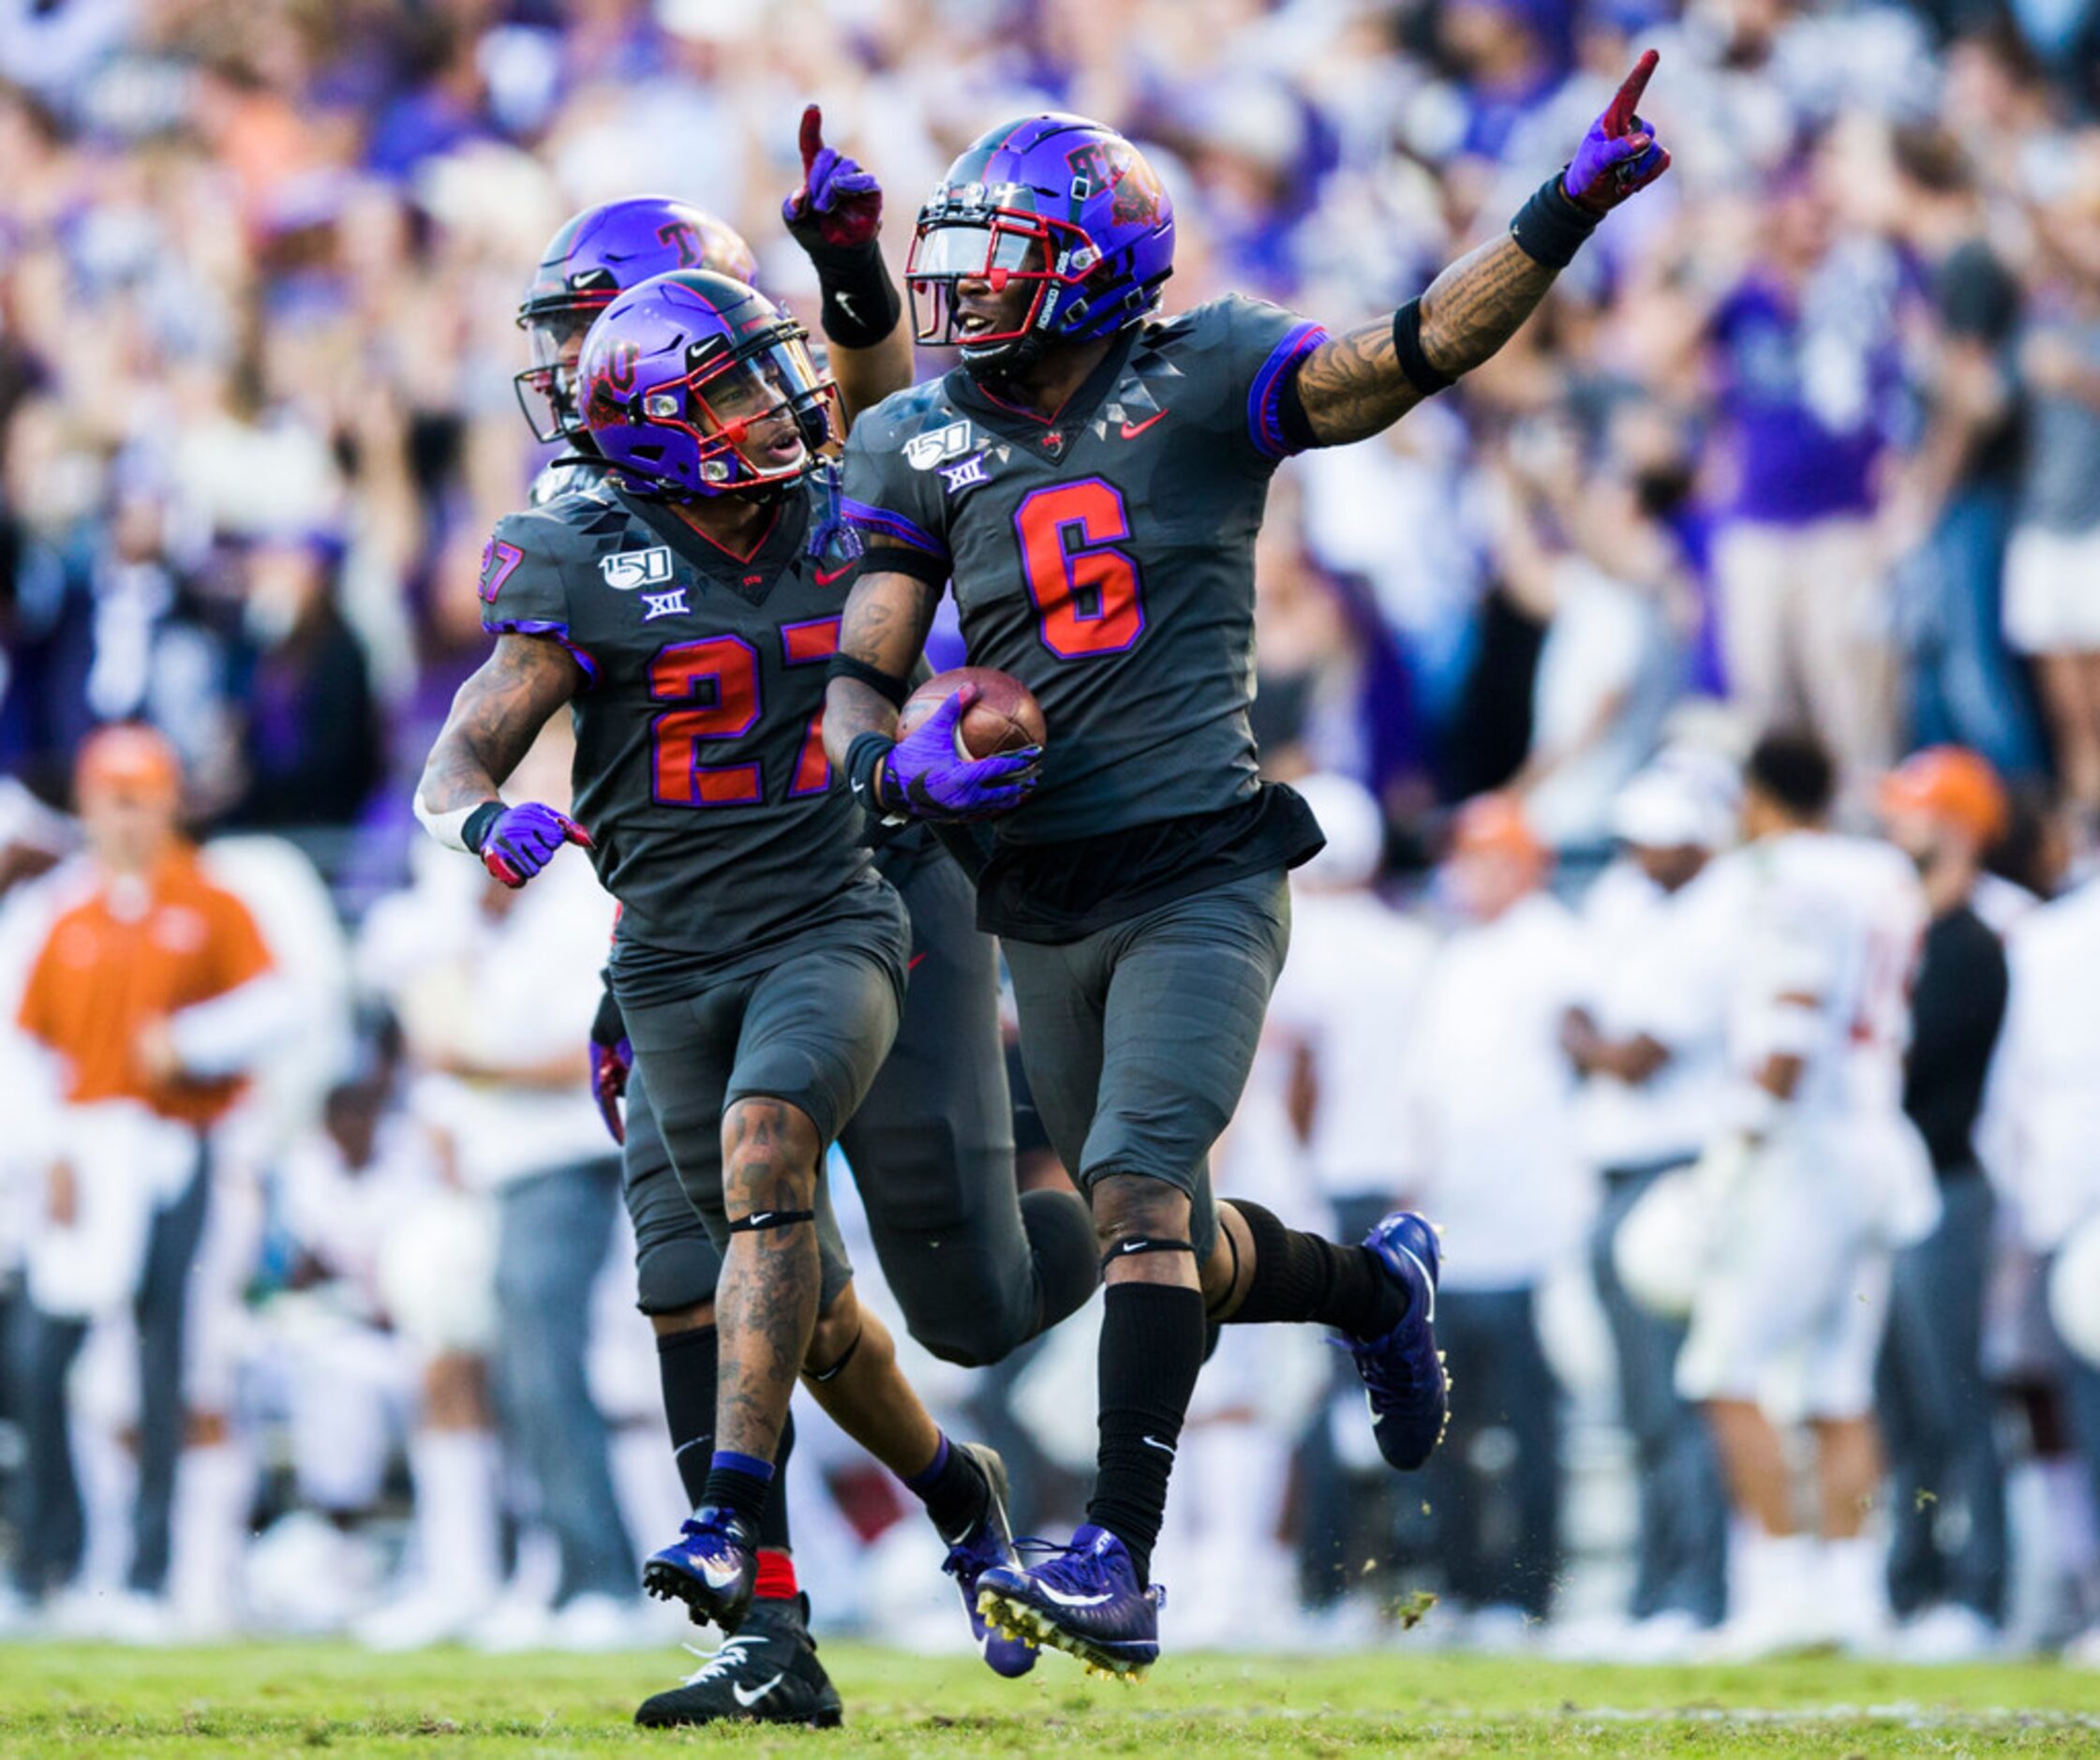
<box><xmin>841</xmin><ymin>295</ymin><xmax>1325</xmax><ymax>845</ymax></box>
<box><xmin>479</xmin><ymin>468</ymin><xmax>880</xmax><ymax>961</ymax></box>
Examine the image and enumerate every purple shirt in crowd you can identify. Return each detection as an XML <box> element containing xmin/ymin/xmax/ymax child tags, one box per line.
<box><xmin>1709</xmin><ymin>274</ymin><xmax>1899</xmax><ymax>526</ymax></box>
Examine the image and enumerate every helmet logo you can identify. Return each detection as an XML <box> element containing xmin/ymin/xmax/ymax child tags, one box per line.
<box><xmin>655</xmin><ymin>219</ymin><xmax>705</xmax><ymax>268</ymax></box>
<box><xmin>603</xmin><ymin>338</ymin><xmax>640</xmax><ymax>395</ymax></box>
<box><xmin>1064</xmin><ymin>142</ymin><xmax>1164</xmax><ymax>227</ymax></box>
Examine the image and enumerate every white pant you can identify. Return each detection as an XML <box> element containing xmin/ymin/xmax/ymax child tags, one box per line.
<box><xmin>1676</xmin><ymin>1127</ymin><xmax>1894</xmax><ymax>1423</ymax></box>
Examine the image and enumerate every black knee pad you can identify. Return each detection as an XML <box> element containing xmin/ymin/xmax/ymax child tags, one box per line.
<box><xmin>1021</xmin><ymin>1187</ymin><xmax>1101</xmax><ymax>1332</ymax></box>
<box><xmin>633</xmin><ymin>1238</ymin><xmax>721</xmax><ymax>1317</ymax></box>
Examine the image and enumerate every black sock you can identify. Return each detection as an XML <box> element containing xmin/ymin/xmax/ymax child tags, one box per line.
<box><xmin>904</xmin><ymin>1433</ymin><xmax>990</xmax><ymax>1543</ymax></box>
<box><xmin>1086</xmin><ymin>1282</ymin><xmax>1206</xmax><ymax>1584</ymax></box>
<box><xmin>758</xmin><ymin>1411</ymin><xmax>795</xmax><ymax>1555</ymax></box>
<box><xmin>1021</xmin><ymin>1188</ymin><xmax>1101</xmax><ymax>1338</ymax></box>
<box><xmin>656</xmin><ymin>1324</ymin><xmax>719</xmax><ymax>1508</ymax></box>
<box><xmin>1221</xmin><ymin>1201</ymin><xmax>1405</xmax><ymax>1338</ymax></box>
<box><xmin>702</xmin><ymin>1451</ymin><xmax>774</xmax><ymax>1529</ymax></box>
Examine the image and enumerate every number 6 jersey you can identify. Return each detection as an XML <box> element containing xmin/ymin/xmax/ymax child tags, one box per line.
<box><xmin>841</xmin><ymin>293</ymin><xmax>1329</xmax><ymax>939</ymax></box>
<box><xmin>479</xmin><ymin>467</ymin><xmax>890</xmax><ymax>968</ymax></box>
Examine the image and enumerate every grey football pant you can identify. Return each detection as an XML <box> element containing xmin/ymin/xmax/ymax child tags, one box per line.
<box><xmin>621</xmin><ymin>846</ymin><xmax>1055</xmax><ymax>1365</ymax></box>
<box><xmin>1001</xmin><ymin>868</ymin><xmax>1293</xmax><ymax>1262</ymax></box>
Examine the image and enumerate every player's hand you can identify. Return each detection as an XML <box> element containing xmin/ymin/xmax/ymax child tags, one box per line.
<box><xmin>1564</xmin><ymin>49</ymin><xmax>1670</xmax><ymax>214</ymax></box>
<box><xmin>589</xmin><ymin>983</ymin><xmax>632</xmax><ymax>1146</ymax></box>
<box><xmin>881</xmin><ymin>685</ymin><xmax>1042</xmax><ymax>821</ymax></box>
<box><xmin>473</xmin><ymin>800</ymin><xmax>593</xmax><ymax>888</ymax></box>
<box><xmin>782</xmin><ymin>103</ymin><xmax>883</xmax><ymax>251</ymax></box>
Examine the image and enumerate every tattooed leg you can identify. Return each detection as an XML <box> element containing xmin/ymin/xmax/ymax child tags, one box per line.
<box><xmin>798</xmin><ymin>1283</ymin><xmax>944</xmax><ymax>1480</ymax></box>
<box><xmin>714</xmin><ymin>1096</ymin><xmax>824</xmax><ymax>1464</ymax></box>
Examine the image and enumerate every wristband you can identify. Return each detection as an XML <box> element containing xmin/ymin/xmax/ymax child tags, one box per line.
<box><xmin>826</xmin><ymin>650</ymin><xmax>910</xmax><ymax>708</ymax></box>
<box><xmin>461</xmin><ymin>801</ymin><xmax>505</xmax><ymax>853</ymax></box>
<box><xmin>1509</xmin><ymin>172</ymin><xmax>1601</xmax><ymax>270</ymax></box>
<box><xmin>845</xmin><ymin>731</ymin><xmax>897</xmax><ymax>813</ymax></box>
<box><xmin>1392</xmin><ymin>297</ymin><xmax>1455</xmax><ymax>397</ymax></box>
<box><xmin>806</xmin><ymin>240</ymin><xmax>903</xmax><ymax>351</ymax></box>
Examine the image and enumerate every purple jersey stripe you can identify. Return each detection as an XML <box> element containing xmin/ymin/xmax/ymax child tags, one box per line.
<box><xmin>1245</xmin><ymin>321</ymin><xmax>1329</xmax><ymax>461</ymax></box>
<box><xmin>484</xmin><ymin>618</ymin><xmax>601</xmax><ymax>687</ymax></box>
<box><xmin>840</xmin><ymin>496</ymin><xmax>947</xmax><ymax>559</ymax></box>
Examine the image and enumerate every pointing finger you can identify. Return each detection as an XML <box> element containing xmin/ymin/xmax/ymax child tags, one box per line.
<box><xmin>1603</xmin><ymin>48</ymin><xmax>1660</xmax><ymax>136</ymax></box>
<box><xmin>798</xmin><ymin>103</ymin><xmax>824</xmax><ymax>179</ymax></box>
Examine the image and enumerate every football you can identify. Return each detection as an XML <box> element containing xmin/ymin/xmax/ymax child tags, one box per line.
<box><xmin>897</xmin><ymin>666</ymin><xmax>1047</xmax><ymax>757</ymax></box>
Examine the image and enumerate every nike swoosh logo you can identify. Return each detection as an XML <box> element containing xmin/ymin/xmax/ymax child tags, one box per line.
<box><xmin>813</xmin><ymin>562</ymin><xmax>856</xmax><ymax>586</ymax></box>
<box><xmin>835</xmin><ymin>291</ymin><xmax>859</xmax><ymax>322</ymax></box>
<box><xmin>1398</xmin><ymin>1245</ymin><xmax>1437</xmax><ymax>1324</ymax></box>
<box><xmin>1142</xmin><ymin>1435</ymin><xmax>1175</xmax><ymax>1455</ymax></box>
<box><xmin>1036</xmin><ymin>1584</ymin><xmax>1114</xmax><ymax>1607</ymax></box>
<box><xmin>1120</xmin><ymin>410</ymin><xmax>1167</xmax><ymax>439</ymax></box>
<box><xmin>731</xmin><ymin>1672</ymin><xmax>784</xmax><ymax>1708</ymax></box>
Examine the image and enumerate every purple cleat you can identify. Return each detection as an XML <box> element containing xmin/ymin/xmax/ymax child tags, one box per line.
<box><xmin>643</xmin><ymin>1505</ymin><xmax>759</xmax><ymax>1634</ymax></box>
<box><xmin>1350</xmin><ymin>1210</ymin><xmax>1449</xmax><ymax>1470</ymax></box>
<box><xmin>939</xmin><ymin>1443</ymin><xmax>1037</xmax><ymax>1678</ymax></box>
<box><xmin>976</xmin><ymin>1525</ymin><xmax>1164</xmax><ymax>1679</ymax></box>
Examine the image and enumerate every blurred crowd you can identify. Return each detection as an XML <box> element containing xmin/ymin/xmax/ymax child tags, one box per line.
<box><xmin>3</xmin><ymin>0</ymin><xmax>2100</xmax><ymax>1665</ymax></box>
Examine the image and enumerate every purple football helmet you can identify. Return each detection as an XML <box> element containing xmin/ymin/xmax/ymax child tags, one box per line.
<box><xmin>515</xmin><ymin>198</ymin><xmax>760</xmax><ymax>443</ymax></box>
<box><xmin>578</xmin><ymin>271</ymin><xmax>841</xmax><ymax>500</ymax></box>
<box><xmin>907</xmin><ymin>114</ymin><xmax>1174</xmax><ymax>375</ymax></box>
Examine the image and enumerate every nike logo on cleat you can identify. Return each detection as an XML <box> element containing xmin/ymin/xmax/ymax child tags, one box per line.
<box><xmin>730</xmin><ymin>1673</ymin><xmax>784</xmax><ymax>1708</ymax></box>
<box><xmin>1035</xmin><ymin>1584</ymin><xmax>1115</xmax><ymax>1607</ymax></box>
<box><xmin>1398</xmin><ymin>1245</ymin><xmax>1437</xmax><ymax>1322</ymax></box>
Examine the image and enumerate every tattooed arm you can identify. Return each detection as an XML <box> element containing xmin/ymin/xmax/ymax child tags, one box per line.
<box><xmin>416</xmin><ymin>634</ymin><xmax>585</xmax><ymax>826</ymax></box>
<box><xmin>1297</xmin><ymin>50</ymin><xmax>1671</xmax><ymax>449</ymax></box>
<box><xmin>821</xmin><ymin>548</ymin><xmax>939</xmax><ymax>771</ymax></box>
<box><xmin>1296</xmin><ymin>234</ymin><xmax>1560</xmax><ymax>447</ymax></box>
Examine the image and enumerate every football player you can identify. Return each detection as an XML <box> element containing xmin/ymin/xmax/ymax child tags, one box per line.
<box><xmin>420</xmin><ymin>124</ymin><xmax>1081</xmax><ymax>1730</ymax></box>
<box><xmin>821</xmin><ymin>63</ymin><xmax>1671</xmax><ymax>1676</ymax></box>
<box><xmin>1676</xmin><ymin>731</ymin><xmax>1935</xmax><ymax>1657</ymax></box>
<box><xmin>505</xmin><ymin>125</ymin><xmax>1097</xmax><ymax>1724</ymax></box>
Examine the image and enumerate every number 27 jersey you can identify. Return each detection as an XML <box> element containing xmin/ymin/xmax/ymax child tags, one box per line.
<box><xmin>478</xmin><ymin>469</ymin><xmax>881</xmax><ymax>962</ymax></box>
<box><xmin>841</xmin><ymin>295</ymin><xmax>1326</xmax><ymax>846</ymax></box>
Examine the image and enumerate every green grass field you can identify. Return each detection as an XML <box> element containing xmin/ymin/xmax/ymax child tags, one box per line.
<box><xmin>0</xmin><ymin>1643</ymin><xmax>2095</xmax><ymax>1758</ymax></box>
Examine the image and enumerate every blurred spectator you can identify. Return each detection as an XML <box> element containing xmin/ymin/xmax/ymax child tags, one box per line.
<box><xmin>355</xmin><ymin>733</ymin><xmax>637</xmax><ymax>1650</ymax></box>
<box><xmin>9</xmin><ymin>725</ymin><xmax>290</xmax><ymax>1635</ymax></box>
<box><xmin>227</xmin><ymin>535</ymin><xmax>382</xmax><ymax>834</ymax></box>
<box><xmin>1883</xmin><ymin>126</ymin><xmax>2044</xmax><ymax>780</ymax></box>
<box><xmin>1396</xmin><ymin>794</ymin><xmax>1586</xmax><ymax>1638</ymax></box>
<box><xmin>1684</xmin><ymin>166</ymin><xmax>1905</xmax><ymax>784</ymax></box>
<box><xmin>2006</xmin><ymin>142</ymin><xmax>2100</xmax><ymax>825</ymax></box>
<box><xmin>1678</xmin><ymin>731</ymin><xmax>1933</xmax><ymax>1660</ymax></box>
<box><xmin>1563</xmin><ymin>750</ymin><xmax>1736</xmax><ymax>1655</ymax></box>
<box><xmin>1487</xmin><ymin>422</ymin><xmax>1687</xmax><ymax>850</ymax></box>
<box><xmin>1875</xmin><ymin>747</ymin><xmax>2013</xmax><ymax>1658</ymax></box>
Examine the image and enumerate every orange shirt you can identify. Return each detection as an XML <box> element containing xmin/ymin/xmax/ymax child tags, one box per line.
<box><xmin>18</xmin><ymin>847</ymin><xmax>274</xmax><ymax>1127</ymax></box>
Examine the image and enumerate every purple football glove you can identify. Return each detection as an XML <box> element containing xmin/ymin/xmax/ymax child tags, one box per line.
<box><xmin>782</xmin><ymin>103</ymin><xmax>883</xmax><ymax>250</ymax></box>
<box><xmin>882</xmin><ymin>686</ymin><xmax>1041</xmax><ymax>822</ymax></box>
<box><xmin>588</xmin><ymin>983</ymin><xmax>631</xmax><ymax>1146</ymax></box>
<box><xmin>1564</xmin><ymin>49</ymin><xmax>1670</xmax><ymax>214</ymax></box>
<box><xmin>475</xmin><ymin>800</ymin><xmax>592</xmax><ymax>888</ymax></box>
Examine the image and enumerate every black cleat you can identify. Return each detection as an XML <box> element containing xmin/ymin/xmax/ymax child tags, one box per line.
<box><xmin>633</xmin><ymin>1593</ymin><xmax>843</xmax><ymax>1729</ymax></box>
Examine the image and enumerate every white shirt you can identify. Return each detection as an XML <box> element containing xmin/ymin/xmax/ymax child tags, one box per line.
<box><xmin>1265</xmin><ymin>886</ymin><xmax>1437</xmax><ymax>1201</ymax></box>
<box><xmin>279</xmin><ymin>1115</ymin><xmax>443</xmax><ymax>1322</ymax></box>
<box><xmin>1698</xmin><ymin>831</ymin><xmax>1925</xmax><ymax>1124</ymax></box>
<box><xmin>1399</xmin><ymin>892</ymin><xmax>1591</xmax><ymax>1290</ymax></box>
<box><xmin>356</xmin><ymin>847</ymin><xmax>615</xmax><ymax>1190</ymax></box>
<box><xmin>1571</xmin><ymin>859</ymin><xmax>1729</xmax><ymax>1171</ymax></box>
<box><xmin>1981</xmin><ymin>879</ymin><xmax>2100</xmax><ymax>1250</ymax></box>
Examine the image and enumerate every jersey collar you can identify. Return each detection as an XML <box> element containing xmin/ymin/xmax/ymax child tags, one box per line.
<box><xmin>617</xmin><ymin>485</ymin><xmax>811</xmax><ymax>605</ymax></box>
<box><xmin>946</xmin><ymin>327</ymin><xmax>1141</xmax><ymax>465</ymax></box>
